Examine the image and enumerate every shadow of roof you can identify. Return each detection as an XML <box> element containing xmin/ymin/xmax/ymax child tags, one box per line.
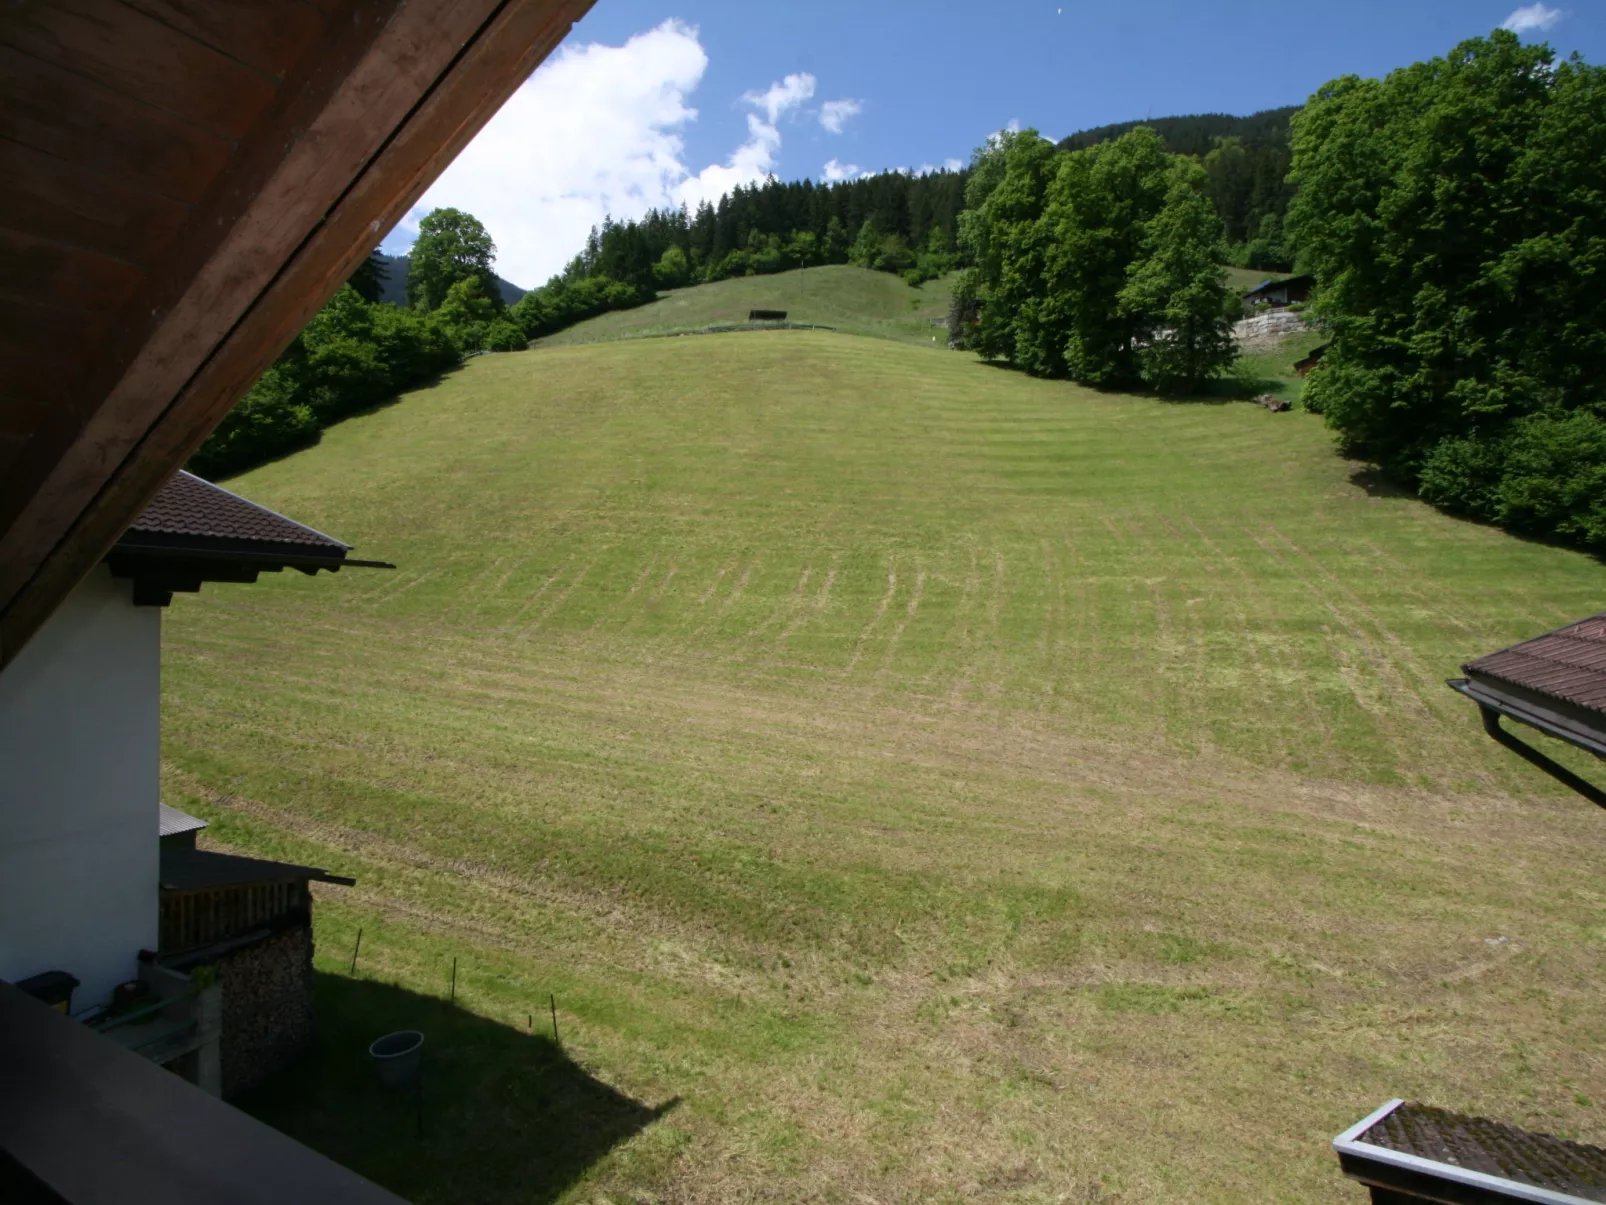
<box><xmin>238</xmin><ymin>972</ymin><xmax>677</xmax><ymax>1204</ymax></box>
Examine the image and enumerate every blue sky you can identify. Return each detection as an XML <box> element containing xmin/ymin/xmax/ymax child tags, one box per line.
<box><xmin>387</xmin><ymin>1</ymin><xmax>1603</xmax><ymax>288</ymax></box>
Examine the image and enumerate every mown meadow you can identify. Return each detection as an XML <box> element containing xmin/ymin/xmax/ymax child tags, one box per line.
<box><xmin>163</xmin><ymin>309</ymin><xmax>1606</xmax><ymax>1203</ymax></box>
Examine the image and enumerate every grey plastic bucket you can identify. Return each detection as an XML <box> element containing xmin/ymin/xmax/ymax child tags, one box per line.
<box><xmin>369</xmin><ymin>1030</ymin><xmax>423</xmax><ymax>1090</ymax></box>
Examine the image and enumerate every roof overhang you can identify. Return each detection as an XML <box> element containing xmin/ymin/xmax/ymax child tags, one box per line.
<box><xmin>0</xmin><ymin>0</ymin><xmax>594</xmax><ymax>671</ymax></box>
<box><xmin>1450</xmin><ymin>677</ymin><xmax>1606</xmax><ymax>809</ymax></box>
<box><xmin>160</xmin><ymin>848</ymin><xmax>356</xmax><ymax>893</ymax></box>
<box><xmin>1334</xmin><ymin>1099</ymin><xmax>1606</xmax><ymax>1205</ymax></box>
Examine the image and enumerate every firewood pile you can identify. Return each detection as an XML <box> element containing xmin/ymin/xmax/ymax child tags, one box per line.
<box><xmin>219</xmin><ymin>926</ymin><xmax>315</xmax><ymax>1099</ymax></box>
<box><xmin>1254</xmin><ymin>394</ymin><xmax>1291</xmax><ymax>412</ymax></box>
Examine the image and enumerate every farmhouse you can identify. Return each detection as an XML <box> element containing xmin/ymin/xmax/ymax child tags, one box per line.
<box><xmin>1245</xmin><ymin>273</ymin><xmax>1315</xmax><ymax>308</ymax></box>
<box><xmin>0</xmin><ymin>471</ymin><xmax>378</xmax><ymax>1077</ymax></box>
<box><xmin>0</xmin><ymin>0</ymin><xmax>594</xmax><ymax>1199</ymax></box>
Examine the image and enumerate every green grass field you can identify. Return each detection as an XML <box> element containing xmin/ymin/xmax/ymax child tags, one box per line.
<box><xmin>165</xmin><ymin>312</ymin><xmax>1606</xmax><ymax>1203</ymax></box>
<box><xmin>535</xmin><ymin>264</ymin><xmax>954</xmax><ymax>349</ymax></box>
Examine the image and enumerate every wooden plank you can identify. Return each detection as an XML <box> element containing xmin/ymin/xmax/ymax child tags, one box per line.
<box><xmin>0</xmin><ymin>296</ymin><xmax>109</xmax><ymax>354</ymax></box>
<box><xmin>0</xmin><ymin>45</ymin><xmax>233</xmax><ymax>205</ymax></box>
<box><xmin>119</xmin><ymin>0</ymin><xmax>330</xmax><ymax>81</ymax></box>
<box><xmin>0</xmin><ymin>140</ymin><xmax>191</xmax><ymax>265</ymax></box>
<box><xmin>0</xmin><ymin>0</ymin><xmax>277</xmax><ymax>140</ymax></box>
<box><xmin>0</xmin><ymin>228</ymin><xmax>145</xmax><ymax>312</ymax></box>
<box><xmin>0</xmin><ymin>394</ymin><xmax>49</xmax><ymax>442</ymax></box>
<box><xmin>0</xmin><ymin>335</ymin><xmax>88</xmax><ymax>406</ymax></box>
<box><xmin>0</xmin><ymin>0</ymin><xmax>595</xmax><ymax>667</ymax></box>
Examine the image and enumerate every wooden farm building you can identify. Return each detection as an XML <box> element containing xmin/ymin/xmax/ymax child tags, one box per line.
<box><xmin>1244</xmin><ymin>274</ymin><xmax>1315</xmax><ymax>308</ymax></box>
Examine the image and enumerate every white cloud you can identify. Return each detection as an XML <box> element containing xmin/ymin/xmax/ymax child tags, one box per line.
<box><xmin>680</xmin><ymin>71</ymin><xmax>816</xmax><ymax>209</ymax></box>
<box><xmin>746</xmin><ymin>72</ymin><xmax>816</xmax><ymax>124</ymax></box>
<box><xmin>945</xmin><ymin>157</ymin><xmax>964</xmax><ymax>172</ymax></box>
<box><xmin>384</xmin><ymin>27</ymin><xmax>822</xmax><ymax>287</ymax></box>
<box><xmin>819</xmin><ymin>98</ymin><xmax>862</xmax><ymax>134</ymax></box>
<box><xmin>1502</xmin><ymin>3</ymin><xmax>1564</xmax><ymax>33</ymax></box>
<box><xmin>822</xmin><ymin>158</ymin><xmax>862</xmax><ymax>182</ymax></box>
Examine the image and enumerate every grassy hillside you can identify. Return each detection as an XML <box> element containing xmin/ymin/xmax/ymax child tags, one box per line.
<box><xmin>535</xmin><ymin>264</ymin><xmax>953</xmax><ymax>349</ymax></box>
<box><xmin>163</xmin><ymin>331</ymin><xmax>1606</xmax><ymax>1204</ymax></box>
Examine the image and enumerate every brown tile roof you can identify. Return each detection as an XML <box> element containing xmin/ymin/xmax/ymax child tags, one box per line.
<box><xmin>121</xmin><ymin>471</ymin><xmax>348</xmax><ymax>553</ymax></box>
<box><xmin>1466</xmin><ymin>613</ymin><xmax>1606</xmax><ymax>717</ymax></box>
<box><xmin>1354</xmin><ymin>1101</ymin><xmax>1606</xmax><ymax>1201</ymax></box>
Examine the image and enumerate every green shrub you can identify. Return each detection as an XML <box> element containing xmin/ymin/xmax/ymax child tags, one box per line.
<box><xmin>483</xmin><ymin>320</ymin><xmax>528</xmax><ymax>352</ymax></box>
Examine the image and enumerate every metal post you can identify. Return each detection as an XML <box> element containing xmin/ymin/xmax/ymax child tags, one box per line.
<box><xmin>350</xmin><ymin>928</ymin><xmax>362</xmax><ymax>975</ymax></box>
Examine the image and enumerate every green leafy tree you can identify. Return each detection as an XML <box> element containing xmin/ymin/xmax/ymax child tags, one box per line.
<box><xmin>653</xmin><ymin>245</ymin><xmax>692</xmax><ymax>288</ymax></box>
<box><xmin>785</xmin><ymin>230</ymin><xmax>820</xmax><ymax>267</ymax></box>
<box><xmin>435</xmin><ymin>275</ymin><xmax>501</xmax><ymax>352</ymax></box>
<box><xmin>407</xmin><ymin>208</ymin><xmax>500</xmax><ymax>312</ymax></box>
<box><xmin>823</xmin><ymin>216</ymin><xmax>851</xmax><ymax>262</ymax></box>
<box><xmin>1288</xmin><ymin>30</ymin><xmax>1606</xmax><ymax>547</ymax></box>
<box><xmin>956</xmin><ymin>129</ymin><xmax>1060</xmax><ymax>365</ymax></box>
<box><xmin>849</xmin><ymin>219</ymin><xmax>884</xmax><ymax>268</ymax></box>
<box><xmin>482</xmin><ymin>319</ymin><xmax>528</xmax><ymax>352</ymax></box>
<box><xmin>1036</xmin><ymin>127</ymin><xmax>1174</xmax><ymax>381</ymax></box>
<box><xmin>1120</xmin><ymin>162</ymin><xmax>1238</xmax><ymax>393</ymax></box>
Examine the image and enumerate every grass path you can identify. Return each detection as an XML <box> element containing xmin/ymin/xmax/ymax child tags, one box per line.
<box><xmin>165</xmin><ymin>331</ymin><xmax>1606</xmax><ymax>1203</ymax></box>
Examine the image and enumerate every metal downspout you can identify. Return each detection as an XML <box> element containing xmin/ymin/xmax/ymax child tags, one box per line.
<box><xmin>1478</xmin><ymin>704</ymin><xmax>1606</xmax><ymax>810</ymax></box>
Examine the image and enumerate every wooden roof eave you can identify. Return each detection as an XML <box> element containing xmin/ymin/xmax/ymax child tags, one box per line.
<box><xmin>0</xmin><ymin>0</ymin><xmax>595</xmax><ymax>671</ymax></box>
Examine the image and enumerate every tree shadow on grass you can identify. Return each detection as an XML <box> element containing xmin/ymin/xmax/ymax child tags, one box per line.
<box><xmin>239</xmin><ymin>972</ymin><xmax>677</xmax><ymax>1205</ymax></box>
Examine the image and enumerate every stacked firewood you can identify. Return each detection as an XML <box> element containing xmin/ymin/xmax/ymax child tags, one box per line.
<box><xmin>218</xmin><ymin>926</ymin><xmax>315</xmax><ymax>1099</ymax></box>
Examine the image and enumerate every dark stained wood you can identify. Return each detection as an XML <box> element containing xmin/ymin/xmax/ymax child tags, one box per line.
<box><xmin>0</xmin><ymin>339</ymin><xmax>88</xmax><ymax>408</ymax></box>
<box><xmin>0</xmin><ymin>229</ymin><xmax>145</xmax><ymax>312</ymax></box>
<box><xmin>0</xmin><ymin>0</ymin><xmax>596</xmax><ymax>666</ymax></box>
<box><xmin>0</xmin><ymin>0</ymin><xmax>277</xmax><ymax>140</ymax></box>
<box><xmin>0</xmin><ymin>45</ymin><xmax>234</xmax><ymax>204</ymax></box>
<box><xmin>120</xmin><ymin>0</ymin><xmax>330</xmax><ymax>80</ymax></box>
<box><xmin>0</xmin><ymin>297</ymin><xmax>109</xmax><ymax>356</ymax></box>
<box><xmin>0</xmin><ymin>139</ymin><xmax>191</xmax><ymax>265</ymax></box>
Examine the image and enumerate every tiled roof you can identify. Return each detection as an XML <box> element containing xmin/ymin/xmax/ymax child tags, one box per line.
<box><xmin>1356</xmin><ymin>1102</ymin><xmax>1606</xmax><ymax>1201</ymax></box>
<box><xmin>122</xmin><ymin>472</ymin><xmax>348</xmax><ymax>553</ymax></box>
<box><xmin>1466</xmin><ymin>613</ymin><xmax>1606</xmax><ymax>717</ymax></box>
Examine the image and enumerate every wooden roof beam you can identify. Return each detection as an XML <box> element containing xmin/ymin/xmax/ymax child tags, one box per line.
<box><xmin>0</xmin><ymin>0</ymin><xmax>593</xmax><ymax>668</ymax></box>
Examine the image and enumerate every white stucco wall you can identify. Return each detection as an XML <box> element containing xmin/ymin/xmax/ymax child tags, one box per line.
<box><xmin>0</xmin><ymin>565</ymin><xmax>160</xmax><ymax>1009</ymax></box>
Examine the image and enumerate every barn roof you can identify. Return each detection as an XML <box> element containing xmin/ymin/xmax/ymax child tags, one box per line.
<box><xmin>0</xmin><ymin>0</ymin><xmax>595</xmax><ymax>670</ymax></box>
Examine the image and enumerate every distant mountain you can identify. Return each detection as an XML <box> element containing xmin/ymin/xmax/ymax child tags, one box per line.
<box><xmin>372</xmin><ymin>252</ymin><xmax>528</xmax><ymax>307</ymax></box>
<box><xmin>1056</xmin><ymin>106</ymin><xmax>1300</xmax><ymax>156</ymax></box>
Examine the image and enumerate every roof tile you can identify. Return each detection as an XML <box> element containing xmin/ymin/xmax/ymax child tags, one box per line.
<box><xmin>125</xmin><ymin>472</ymin><xmax>347</xmax><ymax>551</ymax></box>
<box><xmin>1467</xmin><ymin>613</ymin><xmax>1606</xmax><ymax>717</ymax></box>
